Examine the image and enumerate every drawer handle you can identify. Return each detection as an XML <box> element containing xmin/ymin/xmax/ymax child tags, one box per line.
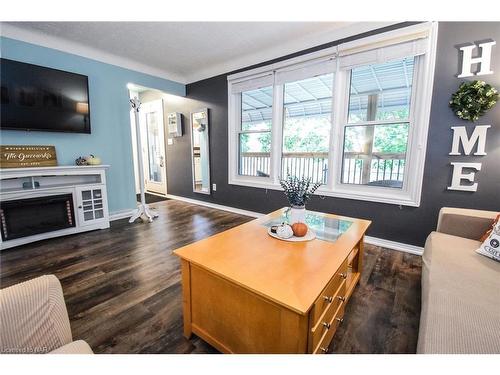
<box><xmin>337</xmin><ymin>296</ymin><xmax>346</xmax><ymax>302</ymax></box>
<box><xmin>322</xmin><ymin>321</ymin><xmax>331</xmax><ymax>330</ymax></box>
<box><xmin>336</xmin><ymin>317</ymin><xmax>344</xmax><ymax>324</ymax></box>
<box><xmin>339</xmin><ymin>273</ymin><xmax>347</xmax><ymax>279</ymax></box>
<box><xmin>320</xmin><ymin>346</ymin><xmax>329</xmax><ymax>353</ymax></box>
<box><xmin>322</xmin><ymin>295</ymin><xmax>333</xmax><ymax>303</ymax></box>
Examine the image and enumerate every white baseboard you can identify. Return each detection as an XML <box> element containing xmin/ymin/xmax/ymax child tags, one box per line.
<box><xmin>365</xmin><ymin>236</ymin><xmax>423</xmax><ymax>256</ymax></box>
<box><xmin>165</xmin><ymin>194</ymin><xmax>424</xmax><ymax>256</ymax></box>
<box><xmin>109</xmin><ymin>209</ymin><xmax>135</xmax><ymax>221</ymax></box>
<box><xmin>165</xmin><ymin>194</ymin><xmax>264</xmax><ymax>218</ymax></box>
<box><xmin>140</xmin><ymin>191</ymin><xmax>167</xmax><ymax>198</ymax></box>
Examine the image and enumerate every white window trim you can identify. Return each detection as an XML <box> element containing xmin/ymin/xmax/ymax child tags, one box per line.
<box><xmin>227</xmin><ymin>22</ymin><xmax>438</xmax><ymax>207</ymax></box>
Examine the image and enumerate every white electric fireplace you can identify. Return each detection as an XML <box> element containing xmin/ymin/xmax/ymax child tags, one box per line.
<box><xmin>0</xmin><ymin>165</ymin><xmax>110</xmax><ymax>250</ymax></box>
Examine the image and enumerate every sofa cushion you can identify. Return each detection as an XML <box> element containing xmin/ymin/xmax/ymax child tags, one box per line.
<box><xmin>437</xmin><ymin>208</ymin><xmax>497</xmax><ymax>240</ymax></box>
<box><xmin>418</xmin><ymin>231</ymin><xmax>500</xmax><ymax>354</ymax></box>
<box><xmin>49</xmin><ymin>340</ymin><xmax>93</xmax><ymax>354</ymax></box>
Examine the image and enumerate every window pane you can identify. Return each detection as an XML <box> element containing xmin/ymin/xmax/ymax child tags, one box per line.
<box><xmin>348</xmin><ymin>57</ymin><xmax>414</xmax><ymax>123</ymax></box>
<box><xmin>281</xmin><ymin>73</ymin><xmax>333</xmax><ymax>184</ymax></box>
<box><xmin>342</xmin><ymin>123</ymin><xmax>409</xmax><ymax>188</ymax></box>
<box><xmin>241</xmin><ymin>86</ymin><xmax>273</xmax><ymax>131</ymax></box>
<box><xmin>238</xmin><ymin>132</ymin><xmax>271</xmax><ymax>177</ymax></box>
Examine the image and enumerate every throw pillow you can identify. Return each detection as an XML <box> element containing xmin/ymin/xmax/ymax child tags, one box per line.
<box><xmin>476</xmin><ymin>219</ymin><xmax>500</xmax><ymax>262</ymax></box>
<box><xmin>479</xmin><ymin>213</ymin><xmax>500</xmax><ymax>242</ymax></box>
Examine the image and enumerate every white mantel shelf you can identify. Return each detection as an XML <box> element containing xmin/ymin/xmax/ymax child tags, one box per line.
<box><xmin>0</xmin><ymin>164</ymin><xmax>110</xmax><ymax>176</ymax></box>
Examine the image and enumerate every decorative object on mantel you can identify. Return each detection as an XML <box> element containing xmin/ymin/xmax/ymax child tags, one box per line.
<box><xmin>449</xmin><ymin>80</ymin><xmax>498</xmax><ymax>122</ymax></box>
<box><xmin>86</xmin><ymin>155</ymin><xmax>102</xmax><ymax>165</ymax></box>
<box><xmin>75</xmin><ymin>155</ymin><xmax>102</xmax><ymax>166</ymax></box>
<box><xmin>75</xmin><ymin>156</ymin><xmax>88</xmax><ymax>166</ymax></box>
<box><xmin>129</xmin><ymin>97</ymin><xmax>159</xmax><ymax>223</ymax></box>
<box><xmin>0</xmin><ymin>145</ymin><xmax>57</xmax><ymax>168</ymax></box>
<box><xmin>279</xmin><ymin>175</ymin><xmax>321</xmax><ymax>224</ymax></box>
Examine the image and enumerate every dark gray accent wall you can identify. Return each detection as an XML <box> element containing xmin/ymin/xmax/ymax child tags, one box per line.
<box><xmin>162</xmin><ymin>22</ymin><xmax>500</xmax><ymax>247</ymax></box>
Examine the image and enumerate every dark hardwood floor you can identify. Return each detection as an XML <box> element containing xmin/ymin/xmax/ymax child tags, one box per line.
<box><xmin>331</xmin><ymin>244</ymin><xmax>422</xmax><ymax>353</ymax></box>
<box><xmin>0</xmin><ymin>200</ymin><xmax>422</xmax><ymax>354</ymax></box>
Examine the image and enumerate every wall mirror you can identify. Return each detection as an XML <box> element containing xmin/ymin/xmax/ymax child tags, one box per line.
<box><xmin>190</xmin><ymin>108</ymin><xmax>210</xmax><ymax>194</ymax></box>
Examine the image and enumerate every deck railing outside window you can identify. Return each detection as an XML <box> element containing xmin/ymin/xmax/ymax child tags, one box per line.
<box><xmin>342</xmin><ymin>152</ymin><xmax>405</xmax><ymax>188</ymax></box>
<box><xmin>239</xmin><ymin>151</ymin><xmax>405</xmax><ymax>186</ymax></box>
<box><xmin>281</xmin><ymin>152</ymin><xmax>328</xmax><ymax>184</ymax></box>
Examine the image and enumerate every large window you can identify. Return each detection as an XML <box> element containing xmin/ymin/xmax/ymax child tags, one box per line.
<box><xmin>341</xmin><ymin>57</ymin><xmax>413</xmax><ymax>188</ymax></box>
<box><xmin>227</xmin><ymin>23</ymin><xmax>437</xmax><ymax>206</ymax></box>
<box><xmin>239</xmin><ymin>86</ymin><xmax>273</xmax><ymax>177</ymax></box>
<box><xmin>282</xmin><ymin>73</ymin><xmax>333</xmax><ymax>184</ymax></box>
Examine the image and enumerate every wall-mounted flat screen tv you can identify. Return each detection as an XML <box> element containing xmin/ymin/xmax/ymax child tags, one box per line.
<box><xmin>0</xmin><ymin>58</ymin><xmax>91</xmax><ymax>133</ymax></box>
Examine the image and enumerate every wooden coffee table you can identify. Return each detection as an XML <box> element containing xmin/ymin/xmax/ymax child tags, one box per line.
<box><xmin>174</xmin><ymin>208</ymin><xmax>371</xmax><ymax>354</ymax></box>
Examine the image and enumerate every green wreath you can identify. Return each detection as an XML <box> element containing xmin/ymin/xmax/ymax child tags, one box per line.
<box><xmin>449</xmin><ymin>80</ymin><xmax>498</xmax><ymax>122</ymax></box>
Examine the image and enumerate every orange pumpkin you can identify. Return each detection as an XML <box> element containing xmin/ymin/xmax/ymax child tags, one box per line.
<box><xmin>292</xmin><ymin>222</ymin><xmax>308</xmax><ymax>237</ymax></box>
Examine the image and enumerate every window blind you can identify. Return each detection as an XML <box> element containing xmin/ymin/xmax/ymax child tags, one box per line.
<box><xmin>229</xmin><ymin>73</ymin><xmax>274</xmax><ymax>94</ymax></box>
<box><xmin>274</xmin><ymin>56</ymin><xmax>337</xmax><ymax>85</ymax></box>
<box><xmin>339</xmin><ymin>36</ymin><xmax>429</xmax><ymax>70</ymax></box>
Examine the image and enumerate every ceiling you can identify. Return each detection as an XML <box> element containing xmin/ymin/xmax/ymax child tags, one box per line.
<box><xmin>1</xmin><ymin>22</ymin><xmax>393</xmax><ymax>84</ymax></box>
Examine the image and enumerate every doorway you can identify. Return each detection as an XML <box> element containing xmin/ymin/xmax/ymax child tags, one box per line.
<box><xmin>129</xmin><ymin>86</ymin><xmax>168</xmax><ymax>200</ymax></box>
<box><xmin>141</xmin><ymin>99</ymin><xmax>167</xmax><ymax>195</ymax></box>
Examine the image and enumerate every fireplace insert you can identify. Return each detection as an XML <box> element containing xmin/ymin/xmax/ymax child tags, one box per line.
<box><xmin>0</xmin><ymin>194</ymin><xmax>75</xmax><ymax>241</ymax></box>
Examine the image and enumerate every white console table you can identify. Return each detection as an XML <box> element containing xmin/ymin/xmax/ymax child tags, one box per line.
<box><xmin>0</xmin><ymin>165</ymin><xmax>110</xmax><ymax>250</ymax></box>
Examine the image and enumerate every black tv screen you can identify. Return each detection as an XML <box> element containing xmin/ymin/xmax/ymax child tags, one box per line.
<box><xmin>0</xmin><ymin>58</ymin><xmax>91</xmax><ymax>133</ymax></box>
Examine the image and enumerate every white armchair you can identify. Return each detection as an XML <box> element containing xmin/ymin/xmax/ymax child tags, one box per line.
<box><xmin>0</xmin><ymin>275</ymin><xmax>93</xmax><ymax>354</ymax></box>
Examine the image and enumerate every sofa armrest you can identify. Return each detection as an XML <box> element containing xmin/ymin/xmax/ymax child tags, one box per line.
<box><xmin>437</xmin><ymin>207</ymin><xmax>498</xmax><ymax>240</ymax></box>
<box><xmin>49</xmin><ymin>340</ymin><xmax>93</xmax><ymax>354</ymax></box>
<box><xmin>0</xmin><ymin>275</ymin><xmax>72</xmax><ymax>354</ymax></box>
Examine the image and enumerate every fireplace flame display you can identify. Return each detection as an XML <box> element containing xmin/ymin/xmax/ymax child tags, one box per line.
<box><xmin>0</xmin><ymin>194</ymin><xmax>75</xmax><ymax>241</ymax></box>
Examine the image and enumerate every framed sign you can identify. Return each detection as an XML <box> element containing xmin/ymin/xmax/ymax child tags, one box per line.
<box><xmin>0</xmin><ymin>145</ymin><xmax>58</xmax><ymax>168</ymax></box>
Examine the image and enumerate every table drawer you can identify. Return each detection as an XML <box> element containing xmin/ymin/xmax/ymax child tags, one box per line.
<box><xmin>310</xmin><ymin>259</ymin><xmax>348</xmax><ymax>326</ymax></box>
<box><xmin>313</xmin><ymin>302</ymin><xmax>345</xmax><ymax>354</ymax></box>
<box><xmin>309</xmin><ymin>279</ymin><xmax>346</xmax><ymax>351</ymax></box>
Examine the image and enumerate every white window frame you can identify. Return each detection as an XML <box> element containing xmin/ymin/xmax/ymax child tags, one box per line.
<box><xmin>227</xmin><ymin>22</ymin><xmax>438</xmax><ymax>207</ymax></box>
<box><xmin>228</xmin><ymin>75</ymin><xmax>278</xmax><ymax>189</ymax></box>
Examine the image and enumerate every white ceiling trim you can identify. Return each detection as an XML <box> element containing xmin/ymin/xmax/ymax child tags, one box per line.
<box><xmin>1</xmin><ymin>22</ymin><xmax>397</xmax><ymax>85</ymax></box>
<box><xmin>0</xmin><ymin>22</ymin><xmax>188</xmax><ymax>84</ymax></box>
<box><xmin>184</xmin><ymin>22</ymin><xmax>395</xmax><ymax>83</ymax></box>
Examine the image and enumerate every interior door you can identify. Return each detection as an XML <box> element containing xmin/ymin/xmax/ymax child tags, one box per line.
<box><xmin>140</xmin><ymin>99</ymin><xmax>167</xmax><ymax>195</ymax></box>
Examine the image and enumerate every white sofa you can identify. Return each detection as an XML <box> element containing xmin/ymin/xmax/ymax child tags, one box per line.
<box><xmin>0</xmin><ymin>275</ymin><xmax>93</xmax><ymax>354</ymax></box>
<box><xmin>417</xmin><ymin>207</ymin><xmax>500</xmax><ymax>354</ymax></box>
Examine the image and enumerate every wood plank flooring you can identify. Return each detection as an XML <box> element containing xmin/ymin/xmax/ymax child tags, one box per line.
<box><xmin>0</xmin><ymin>200</ymin><xmax>422</xmax><ymax>354</ymax></box>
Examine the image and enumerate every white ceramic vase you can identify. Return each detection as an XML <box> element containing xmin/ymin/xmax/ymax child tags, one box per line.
<box><xmin>289</xmin><ymin>205</ymin><xmax>306</xmax><ymax>224</ymax></box>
